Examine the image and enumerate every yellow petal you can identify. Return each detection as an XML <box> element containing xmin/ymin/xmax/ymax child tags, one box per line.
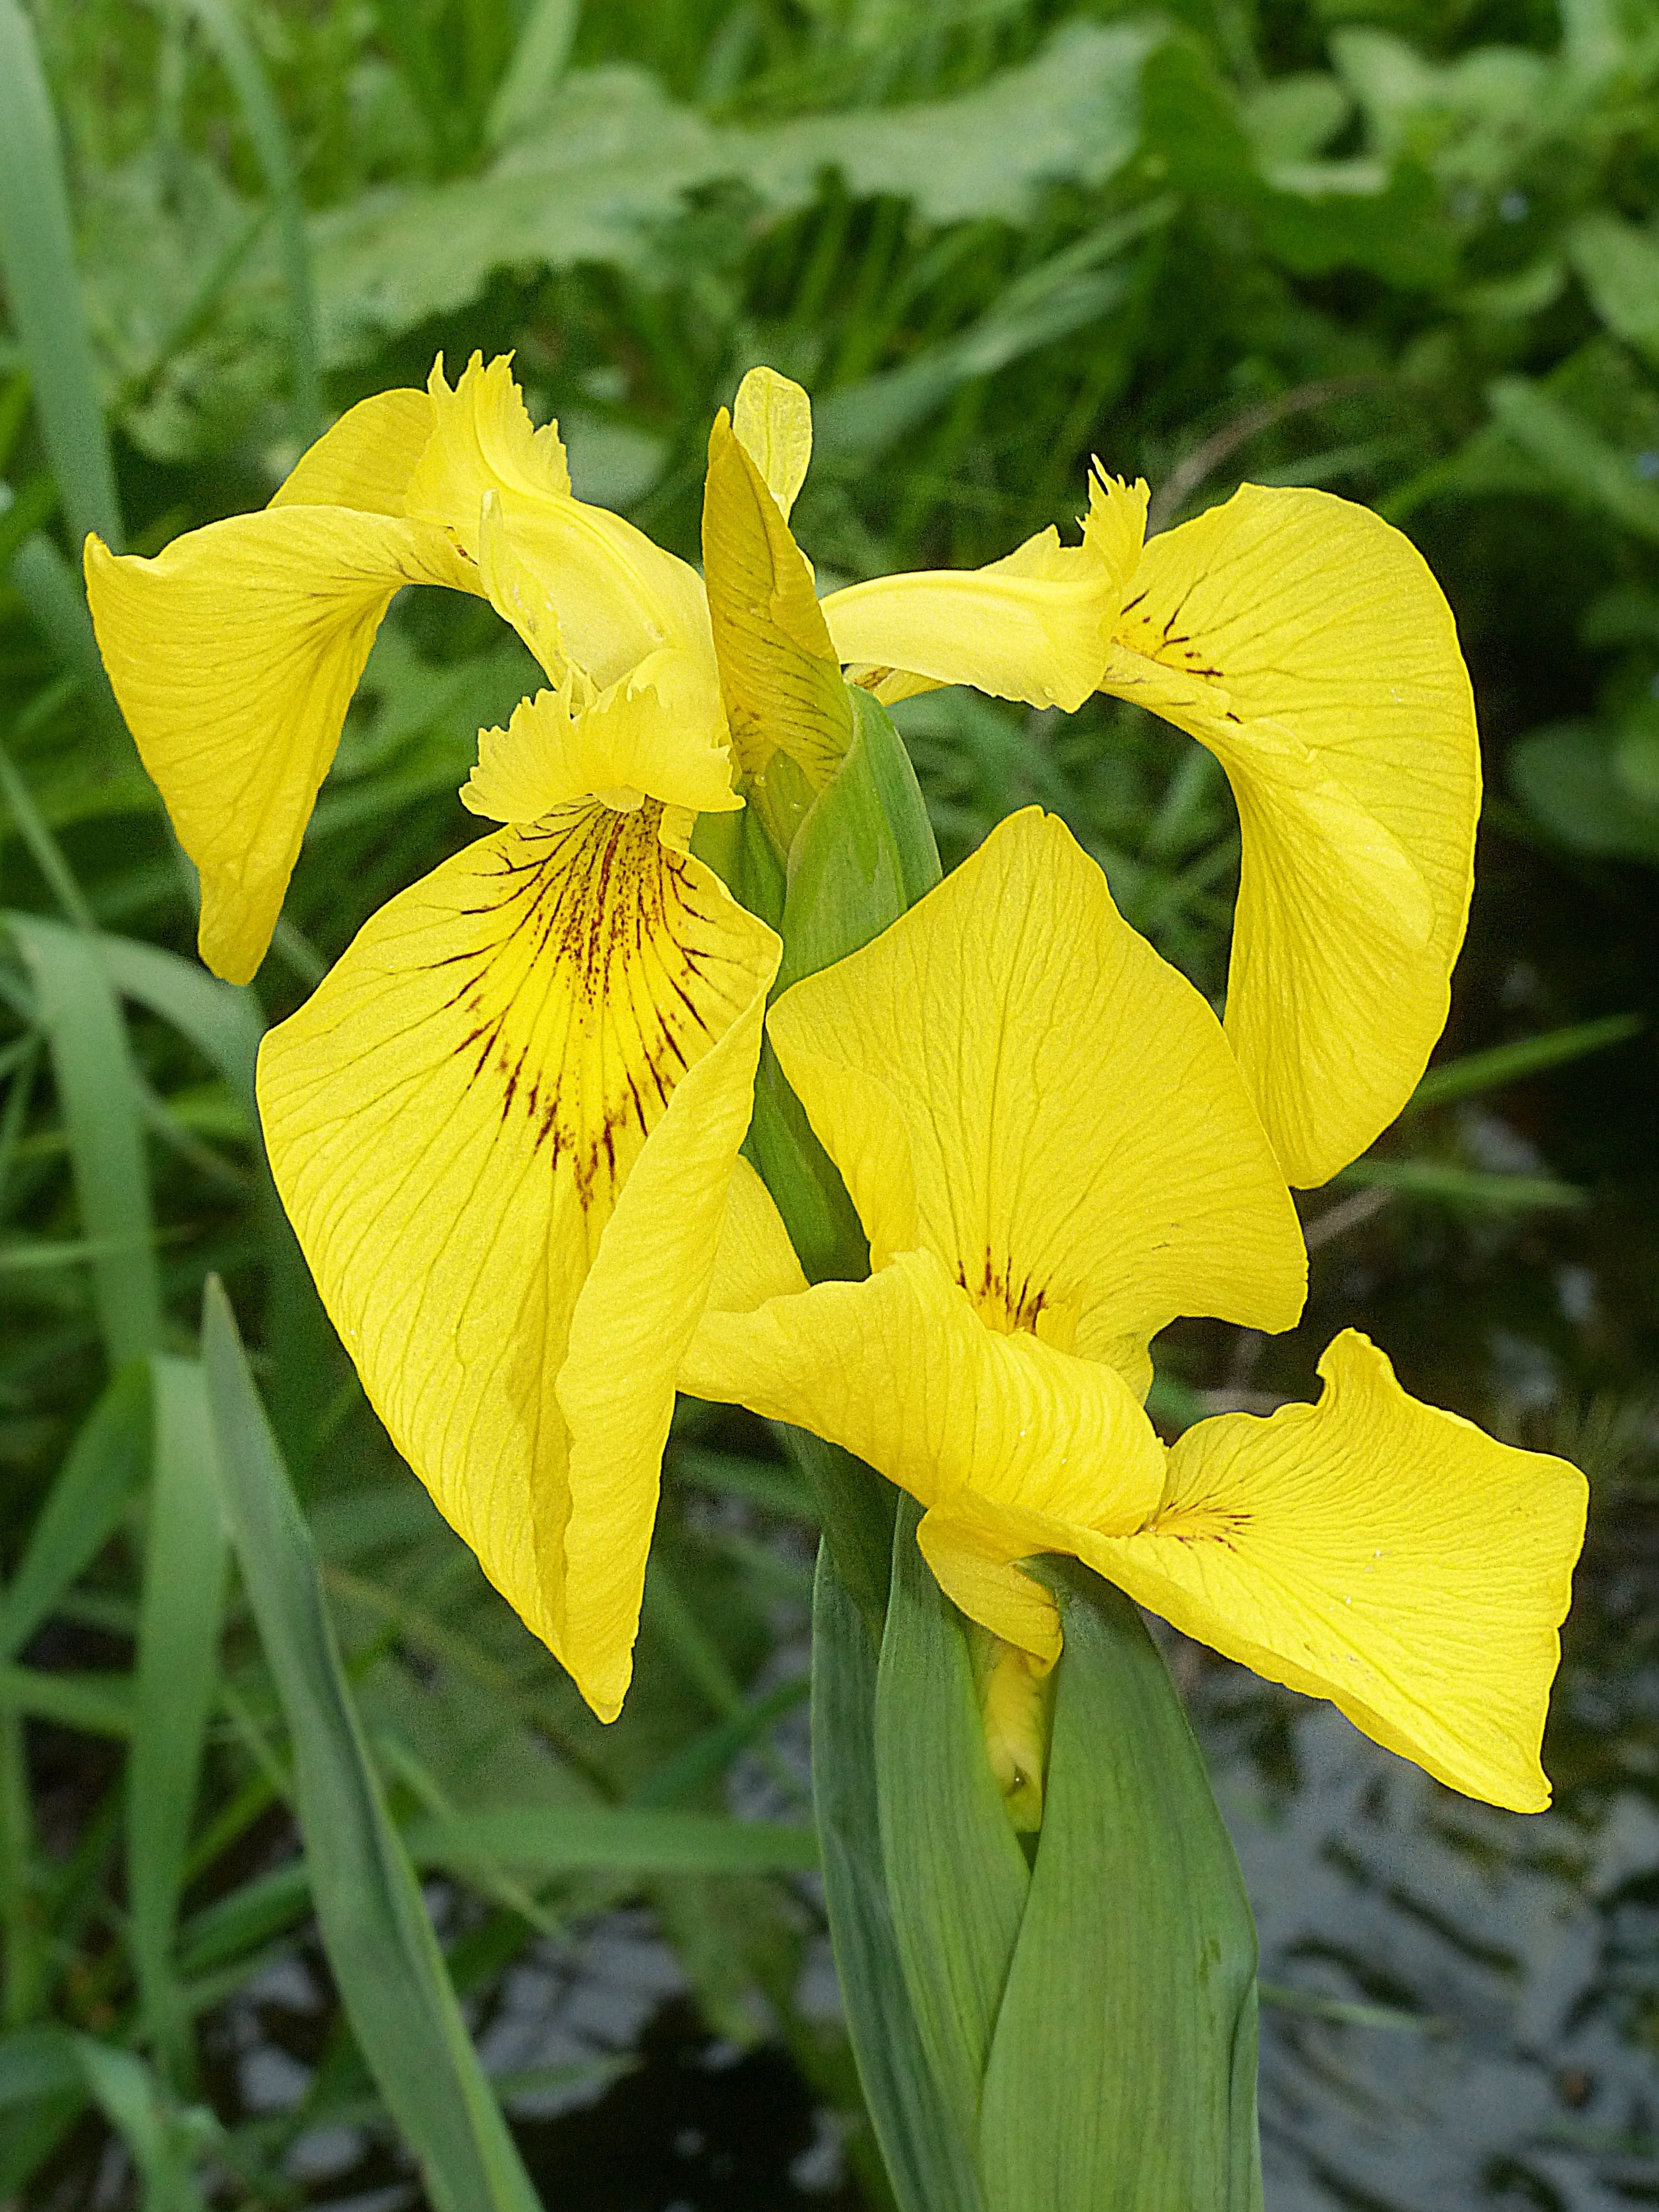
<box><xmin>767</xmin><ymin>807</ymin><xmax>1306</xmax><ymax>1398</ymax></box>
<box><xmin>1089</xmin><ymin>1331</ymin><xmax>1587</xmax><ymax>1811</ymax></box>
<box><xmin>819</xmin><ymin>472</ymin><xmax>1140</xmax><ymax>713</ymax></box>
<box><xmin>402</xmin><ymin>352</ymin><xmax>571</xmax><ymax>553</ymax></box>
<box><xmin>478</xmin><ymin>474</ymin><xmax>716</xmax><ymax>694</ymax></box>
<box><xmin>733</xmin><ymin>367</ymin><xmax>813</xmax><ymax>522</ymax></box>
<box><xmin>1102</xmin><ymin>484</ymin><xmax>1480</xmax><ymax>1186</ymax></box>
<box><xmin>267</xmin><ymin>386</ymin><xmax>435</xmax><ymax>515</ymax></box>
<box><xmin>702</xmin><ymin>1155</ymin><xmax>807</xmax><ymax>1315</ymax></box>
<box><xmin>462</xmin><ymin>649</ymin><xmax>741</xmax><ymax>823</ymax></box>
<box><xmin>701</xmin><ymin>409</ymin><xmax>852</xmax><ymax>787</ymax></box>
<box><xmin>85</xmin><ymin>508</ymin><xmax>472</xmax><ymax>985</ymax></box>
<box><xmin>682</xmin><ymin>1245</ymin><xmax>1165</xmax><ymax>1549</ymax></box>
<box><xmin>258</xmin><ymin>803</ymin><xmax>778</xmax><ymax>1720</ymax></box>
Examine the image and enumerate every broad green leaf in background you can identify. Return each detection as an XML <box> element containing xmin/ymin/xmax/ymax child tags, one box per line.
<box><xmin>200</xmin><ymin>1279</ymin><xmax>543</xmax><ymax>2212</ymax></box>
<box><xmin>6</xmin><ymin>916</ymin><xmax>162</xmax><ymax>1365</ymax></box>
<box><xmin>128</xmin><ymin>1357</ymin><xmax>228</xmax><ymax>2091</ymax></box>
<box><xmin>311</xmin><ymin>20</ymin><xmax>1161</xmax><ymax>367</ymax></box>
<box><xmin>75</xmin><ymin>2035</ymin><xmax>215</xmax><ymax>2212</ymax></box>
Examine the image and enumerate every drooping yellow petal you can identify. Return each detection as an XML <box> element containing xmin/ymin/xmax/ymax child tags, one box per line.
<box><xmin>462</xmin><ymin>649</ymin><xmax>741</xmax><ymax>823</ymax></box>
<box><xmin>1101</xmin><ymin>484</ymin><xmax>1480</xmax><ymax>1187</ymax></box>
<box><xmin>681</xmin><ymin>1245</ymin><xmax>1166</xmax><ymax>1548</ymax></box>
<box><xmin>1089</xmin><ymin>1331</ymin><xmax>1587</xmax><ymax>1811</ymax></box>
<box><xmin>85</xmin><ymin>508</ymin><xmax>472</xmax><ymax>984</ymax></box>
<box><xmin>701</xmin><ymin>409</ymin><xmax>852</xmax><ymax>788</ymax></box>
<box><xmin>819</xmin><ymin>472</ymin><xmax>1141</xmax><ymax>713</ymax></box>
<box><xmin>267</xmin><ymin>386</ymin><xmax>436</xmax><ymax>515</ymax></box>
<box><xmin>257</xmin><ymin>804</ymin><xmax>779</xmax><ymax>1720</ymax></box>
<box><xmin>402</xmin><ymin>352</ymin><xmax>572</xmax><ymax>553</ymax></box>
<box><xmin>766</xmin><ymin>807</ymin><xmax>1306</xmax><ymax>1398</ymax></box>
<box><xmin>732</xmin><ymin>367</ymin><xmax>813</xmax><ymax>522</ymax></box>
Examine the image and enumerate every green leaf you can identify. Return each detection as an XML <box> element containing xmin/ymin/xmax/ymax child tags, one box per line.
<box><xmin>0</xmin><ymin>1363</ymin><xmax>149</xmax><ymax>1664</ymax></box>
<box><xmin>484</xmin><ymin>0</ymin><xmax>579</xmax><ymax>149</ymax></box>
<box><xmin>311</xmin><ymin>22</ymin><xmax>1161</xmax><ymax>367</ymax></box>
<box><xmin>128</xmin><ymin>1358</ymin><xmax>228</xmax><ymax>2089</ymax></box>
<box><xmin>1566</xmin><ymin>212</ymin><xmax>1659</xmax><ymax>363</ymax></box>
<box><xmin>0</xmin><ymin>0</ymin><xmax>123</xmax><ymax>550</ymax></box>
<box><xmin>1410</xmin><ymin>1013</ymin><xmax>1643</xmax><ymax>1108</ymax></box>
<box><xmin>404</xmin><ymin>1805</ymin><xmax>818</xmax><ymax>1877</ymax></box>
<box><xmin>1511</xmin><ymin>719</ymin><xmax>1659</xmax><ymax>864</ymax></box>
<box><xmin>74</xmin><ymin>2037</ymin><xmax>215</xmax><ymax>2212</ymax></box>
<box><xmin>177</xmin><ymin>0</ymin><xmax>320</xmax><ymax>443</ymax></box>
<box><xmin>200</xmin><ymin>1279</ymin><xmax>542</xmax><ymax>2212</ymax></box>
<box><xmin>1335</xmin><ymin>1158</ymin><xmax>1587</xmax><ymax>1209</ymax></box>
<box><xmin>875</xmin><ymin>1500</ymin><xmax>1027</xmax><ymax>2175</ymax></box>
<box><xmin>7</xmin><ymin>914</ymin><xmax>163</xmax><ymax>1365</ymax></box>
<box><xmin>0</xmin><ymin>1666</ymin><xmax>135</xmax><ymax>1737</ymax></box>
<box><xmin>813</xmin><ymin>206</ymin><xmax>1172</xmax><ymax>462</ymax></box>
<box><xmin>811</xmin><ymin>1538</ymin><xmax>977</xmax><ymax>2212</ymax></box>
<box><xmin>1487</xmin><ymin>376</ymin><xmax>1659</xmax><ymax>546</ymax></box>
<box><xmin>978</xmin><ymin>1570</ymin><xmax>1262</xmax><ymax>2212</ymax></box>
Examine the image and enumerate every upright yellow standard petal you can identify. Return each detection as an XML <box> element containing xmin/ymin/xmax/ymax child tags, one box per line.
<box><xmin>819</xmin><ymin>471</ymin><xmax>1137</xmax><ymax>713</ymax></box>
<box><xmin>402</xmin><ymin>352</ymin><xmax>572</xmax><ymax>553</ymax></box>
<box><xmin>1090</xmin><ymin>1332</ymin><xmax>1587</xmax><ymax>1810</ymax></box>
<box><xmin>462</xmin><ymin>649</ymin><xmax>741</xmax><ymax>824</ymax></box>
<box><xmin>1101</xmin><ymin>484</ymin><xmax>1480</xmax><ymax>1186</ymax></box>
<box><xmin>267</xmin><ymin>386</ymin><xmax>436</xmax><ymax>514</ymax></box>
<box><xmin>257</xmin><ymin>805</ymin><xmax>779</xmax><ymax>1719</ymax></box>
<box><xmin>732</xmin><ymin>366</ymin><xmax>813</xmax><ymax>522</ymax></box>
<box><xmin>701</xmin><ymin>409</ymin><xmax>852</xmax><ymax>788</ymax></box>
<box><xmin>85</xmin><ymin>508</ymin><xmax>472</xmax><ymax>984</ymax></box>
<box><xmin>767</xmin><ymin>807</ymin><xmax>1306</xmax><ymax>1395</ymax></box>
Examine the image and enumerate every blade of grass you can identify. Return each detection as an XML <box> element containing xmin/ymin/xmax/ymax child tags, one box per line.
<box><xmin>176</xmin><ymin>0</ymin><xmax>322</xmax><ymax>443</ymax></box>
<box><xmin>200</xmin><ymin>1279</ymin><xmax>543</xmax><ymax>2212</ymax></box>
<box><xmin>0</xmin><ymin>1363</ymin><xmax>150</xmax><ymax>1663</ymax></box>
<box><xmin>1408</xmin><ymin>1013</ymin><xmax>1643</xmax><ymax>1111</ymax></box>
<box><xmin>1334</xmin><ymin>1159</ymin><xmax>1587</xmax><ymax>1209</ymax></box>
<box><xmin>7</xmin><ymin>535</ymin><xmax>126</xmax><ymax>737</ymax></box>
<box><xmin>0</xmin><ymin>0</ymin><xmax>123</xmax><ymax>550</ymax></box>
<box><xmin>129</xmin><ymin>1357</ymin><xmax>228</xmax><ymax>2092</ymax></box>
<box><xmin>484</xmin><ymin>0</ymin><xmax>579</xmax><ymax>148</ymax></box>
<box><xmin>7</xmin><ymin>915</ymin><xmax>163</xmax><ymax>1363</ymax></box>
<box><xmin>0</xmin><ymin>744</ymin><xmax>97</xmax><ymax>928</ymax></box>
<box><xmin>0</xmin><ymin>1667</ymin><xmax>135</xmax><ymax>1737</ymax></box>
<box><xmin>74</xmin><ymin>2037</ymin><xmax>214</xmax><ymax>2212</ymax></box>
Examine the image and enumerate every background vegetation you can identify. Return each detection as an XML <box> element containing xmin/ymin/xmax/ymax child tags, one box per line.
<box><xmin>1</xmin><ymin>0</ymin><xmax>1657</xmax><ymax>2204</ymax></box>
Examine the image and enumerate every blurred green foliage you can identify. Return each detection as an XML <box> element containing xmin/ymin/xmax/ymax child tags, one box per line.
<box><xmin>1</xmin><ymin>0</ymin><xmax>1657</xmax><ymax>2202</ymax></box>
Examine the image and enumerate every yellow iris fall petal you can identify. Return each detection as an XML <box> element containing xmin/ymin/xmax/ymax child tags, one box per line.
<box><xmin>1089</xmin><ymin>1330</ymin><xmax>1584</xmax><ymax>1812</ymax></box>
<box><xmin>84</xmin><ymin>507</ymin><xmax>471</xmax><ymax>984</ymax></box>
<box><xmin>683</xmin><ymin>808</ymin><xmax>1586</xmax><ymax>1809</ymax></box>
<box><xmin>258</xmin><ymin>782</ymin><xmax>777</xmax><ymax>1720</ymax></box>
<box><xmin>1101</xmin><ymin>483</ymin><xmax>1480</xmax><ymax>1187</ymax></box>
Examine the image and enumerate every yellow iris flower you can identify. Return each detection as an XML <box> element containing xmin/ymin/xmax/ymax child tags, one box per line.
<box><xmin>85</xmin><ymin>354</ymin><xmax>789</xmax><ymax>1720</ymax></box>
<box><xmin>81</xmin><ymin>350</ymin><xmax>1485</xmax><ymax>1725</ymax></box>
<box><xmin>681</xmin><ymin>809</ymin><xmax>1587</xmax><ymax>1814</ymax></box>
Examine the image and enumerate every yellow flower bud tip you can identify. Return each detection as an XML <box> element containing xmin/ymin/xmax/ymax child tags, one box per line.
<box><xmin>977</xmin><ymin>1633</ymin><xmax>1052</xmax><ymax>1833</ymax></box>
